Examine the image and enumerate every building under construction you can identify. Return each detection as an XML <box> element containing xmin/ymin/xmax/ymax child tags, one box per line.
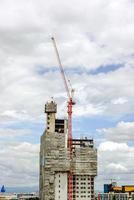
<box><xmin>39</xmin><ymin>37</ymin><xmax>97</xmax><ymax>200</ymax></box>
<box><xmin>39</xmin><ymin>101</ymin><xmax>97</xmax><ymax>200</ymax></box>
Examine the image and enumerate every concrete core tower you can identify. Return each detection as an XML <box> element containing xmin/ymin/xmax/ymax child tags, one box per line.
<box><xmin>40</xmin><ymin>101</ymin><xmax>97</xmax><ymax>200</ymax></box>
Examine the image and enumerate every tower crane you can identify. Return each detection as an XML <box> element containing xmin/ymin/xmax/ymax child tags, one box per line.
<box><xmin>51</xmin><ymin>37</ymin><xmax>75</xmax><ymax>200</ymax></box>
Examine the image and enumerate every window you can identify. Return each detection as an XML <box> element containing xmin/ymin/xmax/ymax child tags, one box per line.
<box><xmin>55</xmin><ymin>119</ymin><xmax>64</xmax><ymax>133</ymax></box>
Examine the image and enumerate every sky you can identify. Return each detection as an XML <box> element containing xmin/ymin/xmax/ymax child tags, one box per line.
<box><xmin>0</xmin><ymin>0</ymin><xmax>134</xmax><ymax>192</ymax></box>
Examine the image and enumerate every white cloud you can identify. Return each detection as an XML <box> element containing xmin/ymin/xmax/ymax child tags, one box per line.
<box><xmin>95</xmin><ymin>141</ymin><xmax>134</xmax><ymax>190</ymax></box>
<box><xmin>1</xmin><ymin>110</ymin><xmax>30</xmax><ymax>120</ymax></box>
<box><xmin>98</xmin><ymin>141</ymin><xmax>129</xmax><ymax>151</ymax></box>
<box><xmin>111</xmin><ymin>97</ymin><xmax>128</xmax><ymax>105</ymax></box>
<box><xmin>0</xmin><ymin>128</ymin><xmax>32</xmax><ymax>138</ymax></box>
<box><xmin>0</xmin><ymin>141</ymin><xmax>39</xmax><ymax>187</ymax></box>
<box><xmin>74</xmin><ymin>103</ymin><xmax>104</xmax><ymax>117</ymax></box>
<box><xmin>107</xmin><ymin>163</ymin><xmax>128</xmax><ymax>172</ymax></box>
<box><xmin>98</xmin><ymin>121</ymin><xmax>134</xmax><ymax>142</ymax></box>
<box><xmin>0</xmin><ymin>0</ymin><xmax>134</xmax><ymax>121</ymax></box>
<box><xmin>98</xmin><ymin>141</ymin><xmax>134</xmax><ymax>173</ymax></box>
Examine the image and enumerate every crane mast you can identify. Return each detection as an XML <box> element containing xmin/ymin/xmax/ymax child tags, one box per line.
<box><xmin>51</xmin><ymin>37</ymin><xmax>75</xmax><ymax>200</ymax></box>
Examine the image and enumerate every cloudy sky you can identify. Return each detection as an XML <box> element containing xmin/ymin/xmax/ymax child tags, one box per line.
<box><xmin>0</xmin><ymin>0</ymin><xmax>134</xmax><ymax>192</ymax></box>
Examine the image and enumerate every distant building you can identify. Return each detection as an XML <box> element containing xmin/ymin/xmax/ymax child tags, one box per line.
<box><xmin>98</xmin><ymin>193</ymin><xmax>129</xmax><ymax>200</ymax></box>
<box><xmin>1</xmin><ymin>185</ymin><xmax>6</xmax><ymax>193</ymax></box>
<box><xmin>40</xmin><ymin>101</ymin><xmax>97</xmax><ymax>200</ymax></box>
<box><xmin>104</xmin><ymin>183</ymin><xmax>134</xmax><ymax>195</ymax></box>
<box><xmin>18</xmin><ymin>193</ymin><xmax>39</xmax><ymax>200</ymax></box>
<box><xmin>0</xmin><ymin>194</ymin><xmax>17</xmax><ymax>200</ymax></box>
<box><xmin>0</xmin><ymin>193</ymin><xmax>39</xmax><ymax>200</ymax></box>
<box><xmin>102</xmin><ymin>183</ymin><xmax>134</xmax><ymax>200</ymax></box>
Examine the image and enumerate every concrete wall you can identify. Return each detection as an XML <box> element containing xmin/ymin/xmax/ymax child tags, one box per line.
<box><xmin>55</xmin><ymin>172</ymin><xmax>67</xmax><ymax>200</ymax></box>
<box><xmin>72</xmin><ymin>147</ymin><xmax>97</xmax><ymax>176</ymax></box>
<box><xmin>40</xmin><ymin>128</ymin><xmax>69</xmax><ymax>200</ymax></box>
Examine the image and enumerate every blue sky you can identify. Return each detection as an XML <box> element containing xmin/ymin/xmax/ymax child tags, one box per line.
<box><xmin>0</xmin><ymin>0</ymin><xmax>134</xmax><ymax>193</ymax></box>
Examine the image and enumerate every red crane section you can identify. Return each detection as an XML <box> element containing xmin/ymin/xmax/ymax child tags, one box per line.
<box><xmin>51</xmin><ymin>37</ymin><xmax>70</xmax><ymax>99</ymax></box>
<box><xmin>51</xmin><ymin>37</ymin><xmax>75</xmax><ymax>150</ymax></box>
<box><xmin>51</xmin><ymin>37</ymin><xmax>75</xmax><ymax>200</ymax></box>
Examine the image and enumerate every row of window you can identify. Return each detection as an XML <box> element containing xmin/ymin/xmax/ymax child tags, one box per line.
<box><xmin>73</xmin><ymin>177</ymin><xmax>94</xmax><ymax>181</ymax></box>
<box><xmin>73</xmin><ymin>186</ymin><xmax>92</xmax><ymax>189</ymax></box>
<box><xmin>74</xmin><ymin>191</ymin><xmax>91</xmax><ymax>194</ymax></box>
<box><xmin>75</xmin><ymin>191</ymin><xmax>93</xmax><ymax>194</ymax></box>
<box><xmin>74</xmin><ymin>182</ymin><xmax>94</xmax><ymax>185</ymax></box>
<box><xmin>72</xmin><ymin>194</ymin><xmax>94</xmax><ymax>198</ymax></box>
<box><xmin>47</xmin><ymin>115</ymin><xmax>50</xmax><ymax>130</ymax></box>
<box><xmin>68</xmin><ymin>179</ymin><xmax>94</xmax><ymax>183</ymax></box>
<box><xmin>59</xmin><ymin>185</ymin><xmax>93</xmax><ymax>190</ymax></box>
